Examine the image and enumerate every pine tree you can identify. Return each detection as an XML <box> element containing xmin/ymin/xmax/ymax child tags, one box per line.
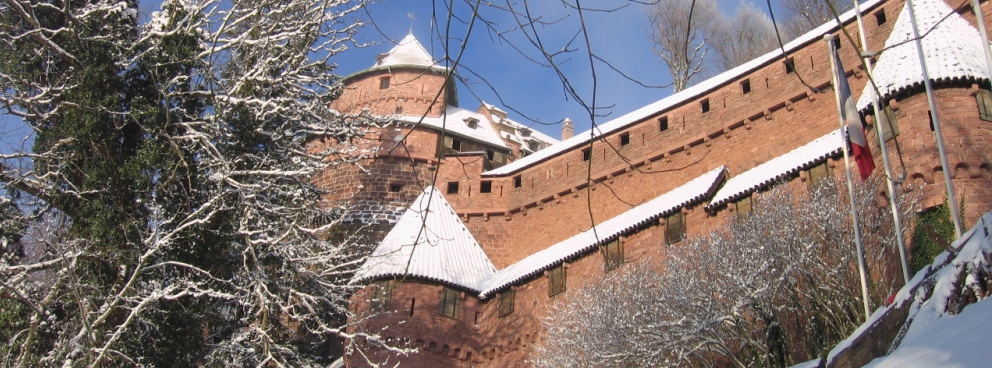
<box><xmin>1</xmin><ymin>0</ymin><xmax>375</xmax><ymax>365</ymax></box>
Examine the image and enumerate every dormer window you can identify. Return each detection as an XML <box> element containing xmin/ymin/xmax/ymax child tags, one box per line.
<box><xmin>464</xmin><ymin>117</ymin><xmax>479</xmax><ymax>129</ymax></box>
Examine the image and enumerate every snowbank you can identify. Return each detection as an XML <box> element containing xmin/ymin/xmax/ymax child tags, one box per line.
<box><xmin>818</xmin><ymin>210</ymin><xmax>992</xmax><ymax>368</ymax></box>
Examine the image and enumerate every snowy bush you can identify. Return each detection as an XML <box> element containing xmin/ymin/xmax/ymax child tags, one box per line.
<box><xmin>535</xmin><ymin>176</ymin><xmax>916</xmax><ymax>367</ymax></box>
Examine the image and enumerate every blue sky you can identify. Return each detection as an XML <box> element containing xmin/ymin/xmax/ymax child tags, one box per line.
<box><xmin>2</xmin><ymin>0</ymin><xmax>793</xmax><ymax>146</ymax></box>
<box><xmin>340</xmin><ymin>1</ymin><xmax>796</xmax><ymax>139</ymax></box>
<box><xmin>342</xmin><ymin>1</ymin><xmax>676</xmax><ymax>139</ymax></box>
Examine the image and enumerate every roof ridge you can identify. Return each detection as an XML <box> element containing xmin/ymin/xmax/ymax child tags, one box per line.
<box><xmin>373</xmin><ymin>33</ymin><xmax>438</xmax><ymax>69</ymax></box>
<box><xmin>482</xmin><ymin>0</ymin><xmax>886</xmax><ymax>177</ymax></box>
<box><xmin>350</xmin><ymin>186</ymin><xmax>496</xmax><ymax>291</ymax></box>
<box><xmin>476</xmin><ymin>166</ymin><xmax>727</xmax><ymax>298</ymax></box>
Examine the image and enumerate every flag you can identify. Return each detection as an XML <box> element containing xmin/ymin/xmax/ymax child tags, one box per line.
<box><xmin>830</xmin><ymin>46</ymin><xmax>875</xmax><ymax>180</ymax></box>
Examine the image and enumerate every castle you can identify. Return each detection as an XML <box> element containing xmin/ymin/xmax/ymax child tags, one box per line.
<box><xmin>315</xmin><ymin>0</ymin><xmax>992</xmax><ymax>366</ymax></box>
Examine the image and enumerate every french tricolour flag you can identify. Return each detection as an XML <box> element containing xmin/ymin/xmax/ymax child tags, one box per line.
<box><xmin>831</xmin><ymin>46</ymin><xmax>875</xmax><ymax>180</ymax></box>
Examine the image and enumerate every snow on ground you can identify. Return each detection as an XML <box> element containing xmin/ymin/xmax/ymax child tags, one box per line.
<box><xmin>863</xmin><ymin>210</ymin><xmax>992</xmax><ymax>368</ymax></box>
<box><xmin>794</xmin><ymin>210</ymin><xmax>992</xmax><ymax>368</ymax></box>
<box><xmin>862</xmin><ymin>296</ymin><xmax>992</xmax><ymax>368</ymax></box>
<box><xmin>790</xmin><ymin>358</ymin><xmax>821</xmax><ymax>368</ymax></box>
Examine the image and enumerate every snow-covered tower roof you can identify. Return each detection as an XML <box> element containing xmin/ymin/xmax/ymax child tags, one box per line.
<box><xmin>351</xmin><ymin>186</ymin><xmax>496</xmax><ymax>292</ymax></box>
<box><xmin>373</xmin><ymin>33</ymin><xmax>440</xmax><ymax>69</ymax></box>
<box><xmin>856</xmin><ymin>0</ymin><xmax>992</xmax><ymax>110</ymax></box>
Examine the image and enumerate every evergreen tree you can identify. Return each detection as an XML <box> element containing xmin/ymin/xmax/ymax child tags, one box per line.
<box><xmin>1</xmin><ymin>0</ymin><xmax>378</xmax><ymax>365</ymax></box>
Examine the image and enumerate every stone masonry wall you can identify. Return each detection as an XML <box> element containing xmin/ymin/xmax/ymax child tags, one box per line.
<box><xmin>332</xmin><ymin>66</ymin><xmax>451</xmax><ymax>118</ymax></box>
<box><xmin>342</xmin><ymin>0</ymin><xmax>992</xmax><ymax>366</ymax></box>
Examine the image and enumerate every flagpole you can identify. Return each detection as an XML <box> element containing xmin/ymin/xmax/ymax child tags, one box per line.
<box><xmin>826</xmin><ymin>34</ymin><xmax>872</xmax><ymax>321</ymax></box>
<box><xmin>853</xmin><ymin>1</ymin><xmax>911</xmax><ymax>284</ymax></box>
<box><xmin>905</xmin><ymin>0</ymin><xmax>964</xmax><ymax>238</ymax></box>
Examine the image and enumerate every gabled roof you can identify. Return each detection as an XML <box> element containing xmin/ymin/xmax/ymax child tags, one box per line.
<box><xmin>482</xmin><ymin>0</ymin><xmax>885</xmax><ymax>177</ymax></box>
<box><xmin>373</xmin><ymin>33</ymin><xmax>440</xmax><ymax>69</ymax></box>
<box><xmin>351</xmin><ymin>186</ymin><xmax>496</xmax><ymax>292</ymax></box>
<box><xmin>480</xmin><ymin>102</ymin><xmax>560</xmax><ymax>148</ymax></box>
<box><xmin>708</xmin><ymin>131</ymin><xmax>842</xmax><ymax>209</ymax></box>
<box><xmin>856</xmin><ymin>0</ymin><xmax>992</xmax><ymax>110</ymax></box>
<box><xmin>398</xmin><ymin>106</ymin><xmax>510</xmax><ymax>150</ymax></box>
<box><xmin>477</xmin><ymin>166</ymin><xmax>727</xmax><ymax>298</ymax></box>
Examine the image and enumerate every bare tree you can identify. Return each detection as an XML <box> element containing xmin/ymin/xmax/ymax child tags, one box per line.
<box><xmin>647</xmin><ymin>0</ymin><xmax>721</xmax><ymax>92</ymax></box>
<box><xmin>712</xmin><ymin>0</ymin><xmax>778</xmax><ymax>70</ymax></box>
<box><xmin>535</xmin><ymin>177</ymin><xmax>917</xmax><ymax>367</ymax></box>
<box><xmin>781</xmin><ymin>0</ymin><xmax>854</xmax><ymax>40</ymax></box>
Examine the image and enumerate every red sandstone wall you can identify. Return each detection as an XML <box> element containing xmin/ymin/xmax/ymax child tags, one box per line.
<box><xmin>437</xmin><ymin>0</ymin><xmax>904</xmax><ymax>267</ymax></box>
<box><xmin>342</xmin><ymin>0</ymin><xmax>992</xmax><ymax>365</ymax></box>
<box><xmin>873</xmin><ymin>87</ymin><xmax>992</xmax><ymax>223</ymax></box>
<box><xmin>332</xmin><ymin>67</ymin><xmax>451</xmax><ymax>118</ymax></box>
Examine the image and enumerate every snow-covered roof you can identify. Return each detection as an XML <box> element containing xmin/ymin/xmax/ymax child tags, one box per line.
<box><xmin>477</xmin><ymin>166</ymin><xmax>727</xmax><ymax>298</ymax></box>
<box><xmin>482</xmin><ymin>0</ymin><xmax>884</xmax><ymax>177</ymax></box>
<box><xmin>479</xmin><ymin>102</ymin><xmax>559</xmax><ymax>148</ymax></box>
<box><xmin>856</xmin><ymin>0</ymin><xmax>991</xmax><ymax>110</ymax></box>
<box><xmin>373</xmin><ymin>33</ymin><xmax>441</xmax><ymax>69</ymax></box>
<box><xmin>399</xmin><ymin>106</ymin><xmax>509</xmax><ymax>149</ymax></box>
<box><xmin>351</xmin><ymin>186</ymin><xmax>496</xmax><ymax>291</ymax></box>
<box><xmin>708</xmin><ymin>131</ymin><xmax>842</xmax><ymax>209</ymax></box>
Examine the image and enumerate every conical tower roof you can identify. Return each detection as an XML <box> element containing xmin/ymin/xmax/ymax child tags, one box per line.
<box><xmin>373</xmin><ymin>33</ymin><xmax>440</xmax><ymax>69</ymax></box>
<box><xmin>857</xmin><ymin>0</ymin><xmax>992</xmax><ymax>110</ymax></box>
<box><xmin>351</xmin><ymin>187</ymin><xmax>496</xmax><ymax>291</ymax></box>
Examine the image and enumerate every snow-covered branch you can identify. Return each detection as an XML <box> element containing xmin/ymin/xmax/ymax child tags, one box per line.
<box><xmin>1</xmin><ymin>0</ymin><xmax>377</xmax><ymax>365</ymax></box>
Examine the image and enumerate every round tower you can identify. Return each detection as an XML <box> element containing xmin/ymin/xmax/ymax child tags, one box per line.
<box><xmin>331</xmin><ymin>33</ymin><xmax>457</xmax><ymax>118</ymax></box>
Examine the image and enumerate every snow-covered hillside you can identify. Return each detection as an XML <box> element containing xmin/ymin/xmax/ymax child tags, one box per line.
<box><xmin>798</xmin><ymin>210</ymin><xmax>992</xmax><ymax>368</ymax></box>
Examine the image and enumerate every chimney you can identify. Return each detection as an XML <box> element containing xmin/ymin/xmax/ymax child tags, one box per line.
<box><xmin>561</xmin><ymin>118</ymin><xmax>574</xmax><ymax>141</ymax></box>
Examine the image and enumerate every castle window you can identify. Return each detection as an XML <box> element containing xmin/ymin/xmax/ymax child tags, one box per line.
<box><xmin>372</xmin><ymin>282</ymin><xmax>391</xmax><ymax>311</ymax></box>
<box><xmin>832</xmin><ymin>37</ymin><xmax>841</xmax><ymax>50</ymax></box>
<box><xmin>581</xmin><ymin>147</ymin><xmax>591</xmax><ymax>161</ymax></box>
<box><xmin>735</xmin><ymin>195</ymin><xmax>753</xmax><ymax>218</ymax></box>
<box><xmin>665</xmin><ymin>211</ymin><xmax>685</xmax><ymax>245</ymax></box>
<box><xmin>379</xmin><ymin>76</ymin><xmax>390</xmax><ymax>89</ymax></box>
<box><xmin>977</xmin><ymin>89</ymin><xmax>992</xmax><ymax>121</ymax></box>
<box><xmin>439</xmin><ymin>287</ymin><xmax>460</xmax><ymax>318</ymax></box>
<box><xmin>659</xmin><ymin>116</ymin><xmax>669</xmax><ymax>131</ymax></box>
<box><xmin>619</xmin><ymin>132</ymin><xmax>630</xmax><ymax>146</ymax></box>
<box><xmin>741</xmin><ymin>79</ymin><xmax>751</xmax><ymax>94</ymax></box>
<box><xmin>785</xmin><ymin>58</ymin><xmax>795</xmax><ymax>74</ymax></box>
<box><xmin>395</xmin><ymin>106</ymin><xmax>403</xmax><ymax>114</ymax></box>
<box><xmin>465</xmin><ymin>117</ymin><xmax>479</xmax><ymax>129</ymax></box>
<box><xmin>875</xmin><ymin>10</ymin><xmax>886</xmax><ymax>25</ymax></box>
<box><xmin>880</xmin><ymin>105</ymin><xmax>900</xmax><ymax>139</ymax></box>
<box><xmin>513</xmin><ymin>175</ymin><xmax>522</xmax><ymax>188</ymax></box>
<box><xmin>389</xmin><ymin>183</ymin><xmax>403</xmax><ymax>192</ymax></box>
<box><xmin>486</xmin><ymin>150</ymin><xmax>495</xmax><ymax>160</ymax></box>
<box><xmin>807</xmin><ymin>162</ymin><xmax>831</xmax><ymax>192</ymax></box>
<box><xmin>447</xmin><ymin>181</ymin><xmax>459</xmax><ymax>194</ymax></box>
<box><xmin>548</xmin><ymin>265</ymin><xmax>566</xmax><ymax>297</ymax></box>
<box><xmin>443</xmin><ymin>136</ymin><xmax>461</xmax><ymax>152</ymax></box>
<box><xmin>498</xmin><ymin>290</ymin><xmax>515</xmax><ymax>317</ymax></box>
<box><xmin>602</xmin><ymin>239</ymin><xmax>623</xmax><ymax>271</ymax></box>
<box><xmin>480</xmin><ymin>181</ymin><xmax>492</xmax><ymax>193</ymax></box>
<box><xmin>701</xmin><ymin>99</ymin><xmax>710</xmax><ymax>113</ymax></box>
